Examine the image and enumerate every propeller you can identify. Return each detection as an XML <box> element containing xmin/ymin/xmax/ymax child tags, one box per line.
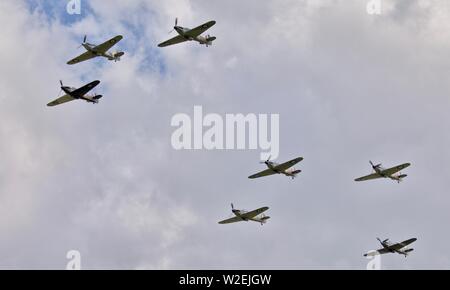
<box><xmin>377</xmin><ymin>237</ymin><xmax>389</xmax><ymax>245</ymax></box>
<box><xmin>77</xmin><ymin>35</ymin><xmax>87</xmax><ymax>49</ymax></box>
<box><xmin>370</xmin><ymin>160</ymin><xmax>381</xmax><ymax>170</ymax></box>
<box><xmin>260</xmin><ymin>155</ymin><xmax>272</xmax><ymax>164</ymax></box>
<box><xmin>54</xmin><ymin>80</ymin><xmax>64</xmax><ymax>99</ymax></box>
<box><xmin>168</xmin><ymin>17</ymin><xmax>179</xmax><ymax>34</ymax></box>
<box><xmin>231</xmin><ymin>203</ymin><xmax>234</xmax><ymax>210</ymax></box>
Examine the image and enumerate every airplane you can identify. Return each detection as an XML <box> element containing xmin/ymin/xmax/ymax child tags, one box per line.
<box><xmin>364</xmin><ymin>237</ymin><xmax>417</xmax><ymax>258</ymax></box>
<box><xmin>67</xmin><ymin>35</ymin><xmax>124</xmax><ymax>65</ymax></box>
<box><xmin>218</xmin><ymin>204</ymin><xmax>270</xmax><ymax>226</ymax></box>
<box><xmin>47</xmin><ymin>80</ymin><xmax>102</xmax><ymax>107</ymax></box>
<box><xmin>248</xmin><ymin>156</ymin><xmax>303</xmax><ymax>179</ymax></box>
<box><xmin>354</xmin><ymin>161</ymin><xmax>411</xmax><ymax>183</ymax></box>
<box><xmin>158</xmin><ymin>18</ymin><xmax>216</xmax><ymax>47</ymax></box>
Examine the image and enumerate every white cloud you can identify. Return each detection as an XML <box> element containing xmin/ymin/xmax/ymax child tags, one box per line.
<box><xmin>1</xmin><ymin>0</ymin><xmax>450</xmax><ymax>269</ymax></box>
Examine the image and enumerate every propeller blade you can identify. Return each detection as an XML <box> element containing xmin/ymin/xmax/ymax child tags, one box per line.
<box><xmin>231</xmin><ymin>203</ymin><xmax>234</xmax><ymax>210</ymax></box>
<box><xmin>55</xmin><ymin>89</ymin><xmax>62</xmax><ymax>99</ymax></box>
<box><xmin>377</xmin><ymin>237</ymin><xmax>382</xmax><ymax>244</ymax></box>
<box><xmin>60</xmin><ymin>80</ymin><xmax>63</xmax><ymax>87</ymax></box>
<box><xmin>175</xmin><ymin>17</ymin><xmax>178</xmax><ymax>26</ymax></box>
<box><xmin>83</xmin><ymin>35</ymin><xmax>87</xmax><ymax>43</ymax></box>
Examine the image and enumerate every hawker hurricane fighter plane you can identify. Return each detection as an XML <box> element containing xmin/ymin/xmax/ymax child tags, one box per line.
<box><xmin>158</xmin><ymin>18</ymin><xmax>216</xmax><ymax>47</ymax></box>
<box><xmin>219</xmin><ymin>204</ymin><xmax>270</xmax><ymax>226</ymax></box>
<box><xmin>248</xmin><ymin>156</ymin><xmax>303</xmax><ymax>179</ymax></box>
<box><xmin>354</xmin><ymin>161</ymin><xmax>411</xmax><ymax>183</ymax></box>
<box><xmin>364</xmin><ymin>237</ymin><xmax>417</xmax><ymax>258</ymax></box>
<box><xmin>67</xmin><ymin>35</ymin><xmax>124</xmax><ymax>65</ymax></box>
<box><xmin>47</xmin><ymin>80</ymin><xmax>103</xmax><ymax>107</ymax></box>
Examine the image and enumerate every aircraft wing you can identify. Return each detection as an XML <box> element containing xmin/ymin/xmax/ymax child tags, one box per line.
<box><xmin>93</xmin><ymin>35</ymin><xmax>123</xmax><ymax>53</ymax></box>
<box><xmin>67</xmin><ymin>50</ymin><xmax>96</xmax><ymax>65</ymax></box>
<box><xmin>47</xmin><ymin>94</ymin><xmax>76</xmax><ymax>107</ymax></box>
<box><xmin>185</xmin><ymin>20</ymin><xmax>216</xmax><ymax>38</ymax></box>
<box><xmin>71</xmin><ymin>80</ymin><xmax>100</xmax><ymax>98</ymax></box>
<box><xmin>381</xmin><ymin>163</ymin><xmax>411</xmax><ymax>176</ymax></box>
<box><xmin>218</xmin><ymin>216</ymin><xmax>243</xmax><ymax>224</ymax></box>
<box><xmin>272</xmin><ymin>157</ymin><xmax>304</xmax><ymax>172</ymax></box>
<box><xmin>248</xmin><ymin>168</ymin><xmax>277</xmax><ymax>179</ymax></box>
<box><xmin>354</xmin><ymin>172</ymin><xmax>382</xmax><ymax>181</ymax></box>
<box><xmin>388</xmin><ymin>238</ymin><xmax>417</xmax><ymax>250</ymax></box>
<box><xmin>158</xmin><ymin>35</ymin><xmax>188</xmax><ymax>47</ymax></box>
<box><xmin>374</xmin><ymin>248</ymin><xmax>392</xmax><ymax>255</ymax></box>
<box><xmin>240</xmin><ymin>207</ymin><xmax>269</xmax><ymax>219</ymax></box>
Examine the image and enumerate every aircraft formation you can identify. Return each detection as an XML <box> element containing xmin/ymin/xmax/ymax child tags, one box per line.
<box><xmin>50</xmin><ymin>18</ymin><xmax>416</xmax><ymax>262</ymax></box>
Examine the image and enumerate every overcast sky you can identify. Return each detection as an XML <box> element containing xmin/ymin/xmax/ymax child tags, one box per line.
<box><xmin>1</xmin><ymin>0</ymin><xmax>450</xmax><ymax>269</ymax></box>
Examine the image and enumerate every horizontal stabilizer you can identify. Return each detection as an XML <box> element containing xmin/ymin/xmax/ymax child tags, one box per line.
<box><xmin>114</xmin><ymin>51</ymin><xmax>125</xmax><ymax>58</ymax></box>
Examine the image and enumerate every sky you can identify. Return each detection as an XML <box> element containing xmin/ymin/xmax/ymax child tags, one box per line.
<box><xmin>1</xmin><ymin>0</ymin><xmax>450</xmax><ymax>269</ymax></box>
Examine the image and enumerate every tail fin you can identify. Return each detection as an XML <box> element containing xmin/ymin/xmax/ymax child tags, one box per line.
<box><xmin>206</xmin><ymin>36</ymin><xmax>216</xmax><ymax>47</ymax></box>
<box><xmin>260</xmin><ymin>216</ymin><xmax>270</xmax><ymax>225</ymax></box>
<box><xmin>290</xmin><ymin>170</ymin><xmax>302</xmax><ymax>179</ymax></box>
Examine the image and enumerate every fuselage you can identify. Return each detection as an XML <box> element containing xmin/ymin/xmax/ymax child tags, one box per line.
<box><xmin>374</xmin><ymin>166</ymin><xmax>407</xmax><ymax>181</ymax></box>
<box><xmin>232</xmin><ymin>209</ymin><xmax>269</xmax><ymax>224</ymax></box>
<box><xmin>265</xmin><ymin>161</ymin><xmax>301</xmax><ymax>177</ymax></box>
<box><xmin>82</xmin><ymin>43</ymin><xmax>123</xmax><ymax>60</ymax></box>
<box><xmin>174</xmin><ymin>26</ymin><xmax>216</xmax><ymax>46</ymax></box>
<box><xmin>61</xmin><ymin>86</ymin><xmax>100</xmax><ymax>104</ymax></box>
<box><xmin>380</xmin><ymin>240</ymin><xmax>413</xmax><ymax>256</ymax></box>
